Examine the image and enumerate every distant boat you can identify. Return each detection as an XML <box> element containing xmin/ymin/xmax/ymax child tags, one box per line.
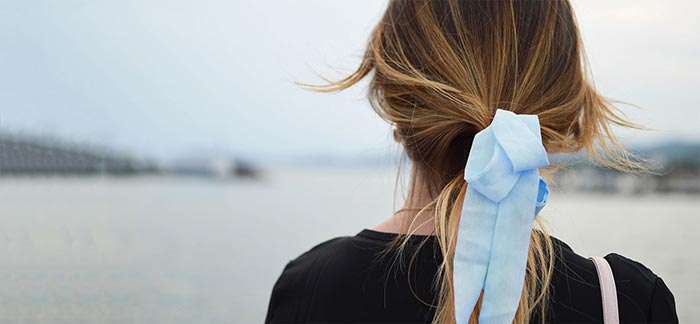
<box><xmin>231</xmin><ymin>159</ymin><xmax>258</xmax><ymax>178</ymax></box>
<box><xmin>166</xmin><ymin>157</ymin><xmax>260</xmax><ymax>179</ymax></box>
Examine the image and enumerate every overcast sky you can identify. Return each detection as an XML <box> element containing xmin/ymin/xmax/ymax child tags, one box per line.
<box><xmin>0</xmin><ymin>0</ymin><xmax>698</xmax><ymax>161</ymax></box>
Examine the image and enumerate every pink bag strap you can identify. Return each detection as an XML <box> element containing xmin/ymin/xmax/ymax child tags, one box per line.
<box><xmin>589</xmin><ymin>256</ymin><xmax>620</xmax><ymax>324</ymax></box>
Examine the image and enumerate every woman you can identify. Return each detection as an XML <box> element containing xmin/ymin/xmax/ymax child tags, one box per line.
<box><xmin>266</xmin><ymin>1</ymin><xmax>678</xmax><ymax>323</ymax></box>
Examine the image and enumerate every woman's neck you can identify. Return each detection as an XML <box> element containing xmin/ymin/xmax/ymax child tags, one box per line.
<box><xmin>372</xmin><ymin>166</ymin><xmax>438</xmax><ymax>236</ymax></box>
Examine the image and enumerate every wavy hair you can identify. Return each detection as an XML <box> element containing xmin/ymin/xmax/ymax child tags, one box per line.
<box><xmin>303</xmin><ymin>0</ymin><xmax>643</xmax><ymax>323</ymax></box>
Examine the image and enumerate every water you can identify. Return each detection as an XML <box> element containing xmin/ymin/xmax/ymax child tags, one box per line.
<box><xmin>0</xmin><ymin>168</ymin><xmax>697</xmax><ymax>323</ymax></box>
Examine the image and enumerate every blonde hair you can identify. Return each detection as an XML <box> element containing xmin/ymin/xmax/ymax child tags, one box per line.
<box><xmin>303</xmin><ymin>0</ymin><xmax>643</xmax><ymax>323</ymax></box>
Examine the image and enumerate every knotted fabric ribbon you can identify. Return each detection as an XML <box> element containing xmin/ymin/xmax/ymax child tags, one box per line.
<box><xmin>454</xmin><ymin>109</ymin><xmax>550</xmax><ymax>324</ymax></box>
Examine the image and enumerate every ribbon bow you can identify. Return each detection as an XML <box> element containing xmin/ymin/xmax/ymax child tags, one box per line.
<box><xmin>454</xmin><ymin>109</ymin><xmax>550</xmax><ymax>324</ymax></box>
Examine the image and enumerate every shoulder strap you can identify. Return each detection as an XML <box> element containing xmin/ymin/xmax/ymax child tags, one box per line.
<box><xmin>589</xmin><ymin>256</ymin><xmax>620</xmax><ymax>324</ymax></box>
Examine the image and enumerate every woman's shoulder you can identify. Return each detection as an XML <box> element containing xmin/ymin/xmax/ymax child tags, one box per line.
<box><xmin>604</xmin><ymin>253</ymin><xmax>678</xmax><ymax>323</ymax></box>
<box><xmin>549</xmin><ymin>237</ymin><xmax>678</xmax><ymax>323</ymax></box>
<box><xmin>277</xmin><ymin>229</ymin><xmax>424</xmax><ymax>276</ymax></box>
<box><xmin>265</xmin><ymin>233</ymin><xmax>388</xmax><ymax>323</ymax></box>
<box><xmin>265</xmin><ymin>230</ymin><xmax>440</xmax><ymax>323</ymax></box>
<box><xmin>272</xmin><ymin>235</ymin><xmax>365</xmax><ymax>289</ymax></box>
<box><xmin>279</xmin><ymin>232</ymin><xmax>383</xmax><ymax>277</ymax></box>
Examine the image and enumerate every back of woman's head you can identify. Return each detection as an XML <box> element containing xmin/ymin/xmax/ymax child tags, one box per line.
<box><xmin>307</xmin><ymin>0</ymin><xmax>641</xmax><ymax>323</ymax></box>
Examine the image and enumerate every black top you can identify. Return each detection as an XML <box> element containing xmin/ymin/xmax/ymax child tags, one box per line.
<box><xmin>266</xmin><ymin>229</ymin><xmax>678</xmax><ymax>323</ymax></box>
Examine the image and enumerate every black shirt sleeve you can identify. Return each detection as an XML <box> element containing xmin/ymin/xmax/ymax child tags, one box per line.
<box><xmin>265</xmin><ymin>237</ymin><xmax>350</xmax><ymax>323</ymax></box>
<box><xmin>648</xmin><ymin>277</ymin><xmax>678</xmax><ymax>324</ymax></box>
<box><xmin>604</xmin><ymin>253</ymin><xmax>679</xmax><ymax>324</ymax></box>
<box><xmin>537</xmin><ymin>239</ymin><xmax>679</xmax><ymax>323</ymax></box>
<box><xmin>265</xmin><ymin>261</ymin><xmax>298</xmax><ymax>323</ymax></box>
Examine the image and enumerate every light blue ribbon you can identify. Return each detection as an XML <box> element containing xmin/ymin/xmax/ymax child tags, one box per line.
<box><xmin>454</xmin><ymin>109</ymin><xmax>550</xmax><ymax>324</ymax></box>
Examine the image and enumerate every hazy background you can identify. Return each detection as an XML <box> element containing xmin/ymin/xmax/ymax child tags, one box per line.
<box><xmin>1</xmin><ymin>0</ymin><xmax>698</xmax><ymax>160</ymax></box>
<box><xmin>0</xmin><ymin>0</ymin><xmax>698</xmax><ymax>323</ymax></box>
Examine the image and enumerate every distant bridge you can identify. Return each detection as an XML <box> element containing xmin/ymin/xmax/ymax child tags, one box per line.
<box><xmin>0</xmin><ymin>135</ymin><xmax>155</xmax><ymax>176</ymax></box>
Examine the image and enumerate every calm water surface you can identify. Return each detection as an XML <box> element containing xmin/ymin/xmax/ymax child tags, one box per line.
<box><xmin>0</xmin><ymin>168</ymin><xmax>697</xmax><ymax>323</ymax></box>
